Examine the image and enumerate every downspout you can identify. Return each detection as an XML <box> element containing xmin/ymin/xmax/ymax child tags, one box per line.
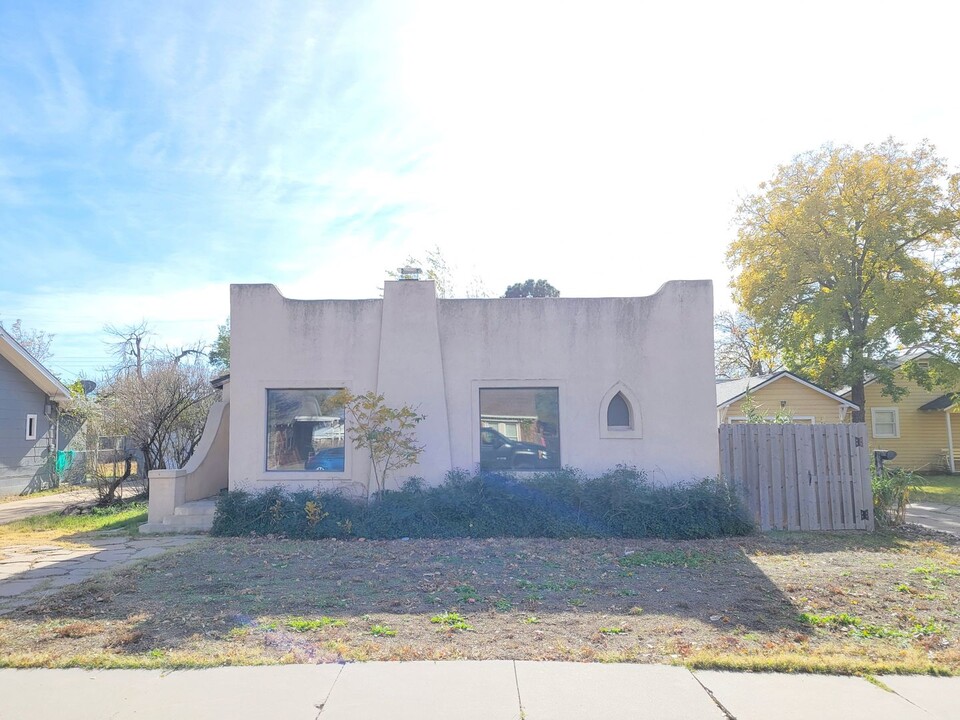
<box><xmin>45</xmin><ymin>399</ymin><xmax>59</xmax><ymax>484</ymax></box>
<box><xmin>947</xmin><ymin>411</ymin><xmax>955</xmax><ymax>475</ymax></box>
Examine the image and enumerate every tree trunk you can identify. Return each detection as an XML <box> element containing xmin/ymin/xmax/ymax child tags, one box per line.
<box><xmin>851</xmin><ymin>380</ymin><xmax>866</xmax><ymax>424</ymax></box>
<box><xmin>101</xmin><ymin>455</ymin><xmax>131</xmax><ymax>505</ymax></box>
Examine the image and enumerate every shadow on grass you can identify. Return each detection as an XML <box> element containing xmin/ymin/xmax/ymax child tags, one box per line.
<box><xmin>9</xmin><ymin>536</ymin><xmax>807</xmax><ymax>649</ymax></box>
<box><xmin>7</xmin><ymin>523</ymin><xmax>956</xmax><ymax>666</ymax></box>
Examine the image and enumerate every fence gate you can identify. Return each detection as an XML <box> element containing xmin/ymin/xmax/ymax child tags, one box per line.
<box><xmin>719</xmin><ymin>423</ymin><xmax>874</xmax><ymax>531</ymax></box>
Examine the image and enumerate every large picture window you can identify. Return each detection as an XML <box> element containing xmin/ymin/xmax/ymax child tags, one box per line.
<box><xmin>267</xmin><ymin>389</ymin><xmax>345</xmax><ymax>472</ymax></box>
<box><xmin>479</xmin><ymin>387</ymin><xmax>559</xmax><ymax>470</ymax></box>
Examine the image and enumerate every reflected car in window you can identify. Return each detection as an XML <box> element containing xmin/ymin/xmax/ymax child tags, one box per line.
<box><xmin>304</xmin><ymin>446</ymin><xmax>345</xmax><ymax>472</ymax></box>
<box><xmin>480</xmin><ymin>427</ymin><xmax>550</xmax><ymax>470</ymax></box>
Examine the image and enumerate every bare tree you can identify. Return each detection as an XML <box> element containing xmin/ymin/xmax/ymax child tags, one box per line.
<box><xmin>715</xmin><ymin>310</ymin><xmax>781</xmax><ymax>379</ymax></box>
<box><xmin>96</xmin><ymin>322</ymin><xmax>216</xmax><ymax>486</ymax></box>
<box><xmin>1</xmin><ymin>319</ymin><xmax>54</xmax><ymax>362</ymax></box>
<box><xmin>387</xmin><ymin>246</ymin><xmax>490</xmax><ymax>298</ymax></box>
<box><xmin>104</xmin><ymin>321</ymin><xmax>153</xmax><ymax>379</ymax></box>
<box><xmin>102</xmin><ymin>359</ymin><xmax>215</xmax><ymax>474</ymax></box>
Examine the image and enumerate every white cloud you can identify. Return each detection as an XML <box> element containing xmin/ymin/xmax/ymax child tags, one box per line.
<box><xmin>3</xmin><ymin>0</ymin><xmax>960</xmax><ymax>375</ymax></box>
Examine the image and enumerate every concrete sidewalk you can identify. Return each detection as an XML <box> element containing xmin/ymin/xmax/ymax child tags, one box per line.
<box><xmin>907</xmin><ymin>501</ymin><xmax>960</xmax><ymax>537</ymax></box>
<box><xmin>0</xmin><ymin>487</ymin><xmax>99</xmax><ymax>526</ymax></box>
<box><xmin>1</xmin><ymin>663</ymin><xmax>957</xmax><ymax>719</ymax></box>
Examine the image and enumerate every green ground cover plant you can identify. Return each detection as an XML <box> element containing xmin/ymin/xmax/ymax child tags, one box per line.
<box><xmin>430</xmin><ymin>612</ymin><xmax>472</xmax><ymax>631</ymax></box>
<box><xmin>211</xmin><ymin>467</ymin><xmax>753</xmax><ymax>540</ymax></box>
<box><xmin>284</xmin><ymin>617</ymin><xmax>346</xmax><ymax>632</ymax></box>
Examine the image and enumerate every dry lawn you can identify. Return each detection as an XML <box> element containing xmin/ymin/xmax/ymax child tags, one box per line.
<box><xmin>1</xmin><ymin>528</ymin><xmax>958</xmax><ymax>674</ymax></box>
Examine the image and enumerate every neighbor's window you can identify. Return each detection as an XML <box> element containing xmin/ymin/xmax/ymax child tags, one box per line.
<box><xmin>267</xmin><ymin>389</ymin><xmax>345</xmax><ymax>472</ymax></box>
<box><xmin>479</xmin><ymin>387</ymin><xmax>559</xmax><ymax>470</ymax></box>
<box><xmin>25</xmin><ymin>414</ymin><xmax>38</xmax><ymax>441</ymax></box>
<box><xmin>871</xmin><ymin>408</ymin><xmax>900</xmax><ymax>439</ymax></box>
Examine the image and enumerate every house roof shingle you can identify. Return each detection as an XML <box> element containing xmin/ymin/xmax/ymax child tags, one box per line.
<box><xmin>716</xmin><ymin>370</ymin><xmax>858</xmax><ymax>410</ymax></box>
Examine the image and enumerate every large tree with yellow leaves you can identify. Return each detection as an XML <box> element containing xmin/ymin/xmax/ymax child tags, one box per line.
<box><xmin>728</xmin><ymin>139</ymin><xmax>960</xmax><ymax>422</ymax></box>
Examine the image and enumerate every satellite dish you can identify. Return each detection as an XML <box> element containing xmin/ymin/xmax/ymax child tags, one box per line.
<box><xmin>80</xmin><ymin>380</ymin><xmax>97</xmax><ymax>395</ymax></box>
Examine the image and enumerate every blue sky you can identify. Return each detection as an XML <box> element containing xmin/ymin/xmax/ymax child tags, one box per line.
<box><xmin>2</xmin><ymin>0</ymin><xmax>959</xmax><ymax>381</ymax></box>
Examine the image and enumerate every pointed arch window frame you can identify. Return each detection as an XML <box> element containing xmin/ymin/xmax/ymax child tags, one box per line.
<box><xmin>599</xmin><ymin>381</ymin><xmax>642</xmax><ymax>439</ymax></box>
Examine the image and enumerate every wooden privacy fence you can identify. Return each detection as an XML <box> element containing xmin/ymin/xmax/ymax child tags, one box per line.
<box><xmin>719</xmin><ymin>423</ymin><xmax>874</xmax><ymax>531</ymax></box>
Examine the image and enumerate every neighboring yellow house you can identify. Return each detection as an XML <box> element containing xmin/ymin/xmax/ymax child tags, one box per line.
<box><xmin>841</xmin><ymin>352</ymin><xmax>960</xmax><ymax>474</ymax></box>
<box><xmin>716</xmin><ymin>371</ymin><xmax>857</xmax><ymax>426</ymax></box>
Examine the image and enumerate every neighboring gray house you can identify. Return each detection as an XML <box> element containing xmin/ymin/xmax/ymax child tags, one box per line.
<box><xmin>0</xmin><ymin>326</ymin><xmax>71</xmax><ymax>497</ymax></box>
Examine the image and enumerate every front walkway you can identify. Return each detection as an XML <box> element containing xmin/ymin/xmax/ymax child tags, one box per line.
<box><xmin>0</xmin><ymin>487</ymin><xmax>100</xmax><ymax>525</ymax></box>
<box><xmin>0</xmin><ymin>535</ymin><xmax>202</xmax><ymax>615</ymax></box>
<box><xmin>907</xmin><ymin>501</ymin><xmax>960</xmax><ymax>537</ymax></box>
<box><xmin>0</xmin><ymin>662</ymin><xmax>957</xmax><ymax>719</ymax></box>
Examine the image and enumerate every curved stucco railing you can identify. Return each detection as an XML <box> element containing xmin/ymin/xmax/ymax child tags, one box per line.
<box><xmin>146</xmin><ymin>402</ymin><xmax>230</xmax><ymax>525</ymax></box>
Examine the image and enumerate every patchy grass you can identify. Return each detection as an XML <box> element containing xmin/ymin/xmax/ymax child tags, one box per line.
<box><xmin>915</xmin><ymin>475</ymin><xmax>960</xmax><ymax>506</ymax></box>
<box><xmin>685</xmin><ymin>646</ymin><xmax>955</xmax><ymax>676</ymax></box>
<box><xmin>430</xmin><ymin>612</ymin><xmax>473</xmax><ymax>631</ymax></box>
<box><xmin>0</xmin><ymin>529</ymin><xmax>958</xmax><ymax>673</ymax></box>
<box><xmin>284</xmin><ymin>616</ymin><xmax>347</xmax><ymax>632</ymax></box>
<box><xmin>619</xmin><ymin>549</ymin><xmax>710</xmax><ymax>568</ymax></box>
<box><xmin>0</xmin><ymin>502</ymin><xmax>146</xmax><ymax>546</ymax></box>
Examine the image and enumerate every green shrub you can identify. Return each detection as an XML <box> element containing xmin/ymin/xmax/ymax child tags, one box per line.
<box><xmin>210</xmin><ymin>466</ymin><xmax>754</xmax><ymax>540</ymax></box>
<box><xmin>872</xmin><ymin>467</ymin><xmax>921</xmax><ymax>527</ymax></box>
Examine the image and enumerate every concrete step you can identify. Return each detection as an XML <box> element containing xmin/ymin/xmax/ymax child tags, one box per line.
<box><xmin>138</xmin><ymin>496</ymin><xmax>219</xmax><ymax>535</ymax></box>
<box><xmin>173</xmin><ymin>498</ymin><xmax>218</xmax><ymax>516</ymax></box>
<box><xmin>162</xmin><ymin>513</ymin><xmax>214</xmax><ymax>530</ymax></box>
<box><xmin>139</xmin><ymin>522</ymin><xmax>200</xmax><ymax>535</ymax></box>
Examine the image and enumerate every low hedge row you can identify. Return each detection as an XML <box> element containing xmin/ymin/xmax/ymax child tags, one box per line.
<box><xmin>211</xmin><ymin>466</ymin><xmax>754</xmax><ymax>540</ymax></box>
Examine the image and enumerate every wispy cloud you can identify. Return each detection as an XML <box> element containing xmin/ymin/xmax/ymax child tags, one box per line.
<box><xmin>1</xmin><ymin>0</ymin><xmax>959</xmax><ymax>378</ymax></box>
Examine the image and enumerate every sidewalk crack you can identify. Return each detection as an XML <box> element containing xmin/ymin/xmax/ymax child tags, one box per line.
<box><xmin>513</xmin><ymin>660</ymin><xmax>526</xmax><ymax>720</ymax></box>
<box><xmin>314</xmin><ymin>662</ymin><xmax>346</xmax><ymax>718</ymax></box>
<box><xmin>689</xmin><ymin>670</ymin><xmax>736</xmax><ymax>720</ymax></box>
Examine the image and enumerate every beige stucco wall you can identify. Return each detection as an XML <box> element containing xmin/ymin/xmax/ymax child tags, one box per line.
<box><xmin>228</xmin><ymin>279</ymin><xmax>719</xmax><ymax>494</ymax></box>
<box><xmin>719</xmin><ymin>378</ymin><xmax>852</xmax><ymax>424</ymax></box>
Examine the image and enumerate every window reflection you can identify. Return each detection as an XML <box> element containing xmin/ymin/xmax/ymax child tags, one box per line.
<box><xmin>480</xmin><ymin>387</ymin><xmax>559</xmax><ymax>470</ymax></box>
<box><xmin>267</xmin><ymin>389</ymin><xmax>345</xmax><ymax>471</ymax></box>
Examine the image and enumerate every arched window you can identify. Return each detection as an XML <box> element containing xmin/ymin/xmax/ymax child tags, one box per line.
<box><xmin>599</xmin><ymin>382</ymin><xmax>642</xmax><ymax>439</ymax></box>
<box><xmin>607</xmin><ymin>392</ymin><xmax>631</xmax><ymax>428</ymax></box>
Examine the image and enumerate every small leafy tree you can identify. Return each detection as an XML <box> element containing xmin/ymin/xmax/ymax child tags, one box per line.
<box><xmin>334</xmin><ymin>390</ymin><xmax>425</xmax><ymax>497</ymax></box>
<box><xmin>209</xmin><ymin>319</ymin><xmax>230</xmax><ymax>370</ymax></box>
<box><xmin>739</xmin><ymin>394</ymin><xmax>794</xmax><ymax>424</ymax></box>
<box><xmin>503</xmin><ymin>279</ymin><xmax>560</xmax><ymax>298</ymax></box>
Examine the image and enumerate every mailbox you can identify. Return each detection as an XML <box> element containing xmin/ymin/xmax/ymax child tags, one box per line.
<box><xmin>874</xmin><ymin>449</ymin><xmax>897</xmax><ymax>471</ymax></box>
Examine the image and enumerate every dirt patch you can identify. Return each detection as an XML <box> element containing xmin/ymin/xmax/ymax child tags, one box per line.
<box><xmin>1</xmin><ymin>527</ymin><xmax>958</xmax><ymax>671</ymax></box>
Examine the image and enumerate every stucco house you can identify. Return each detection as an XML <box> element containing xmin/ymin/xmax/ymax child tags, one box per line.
<box><xmin>0</xmin><ymin>326</ymin><xmax>71</xmax><ymax>497</ymax></box>
<box><xmin>841</xmin><ymin>352</ymin><xmax>960</xmax><ymax>473</ymax></box>
<box><xmin>145</xmin><ymin>277</ymin><xmax>720</xmax><ymax>531</ymax></box>
<box><xmin>716</xmin><ymin>371</ymin><xmax>857</xmax><ymax>426</ymax></box>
